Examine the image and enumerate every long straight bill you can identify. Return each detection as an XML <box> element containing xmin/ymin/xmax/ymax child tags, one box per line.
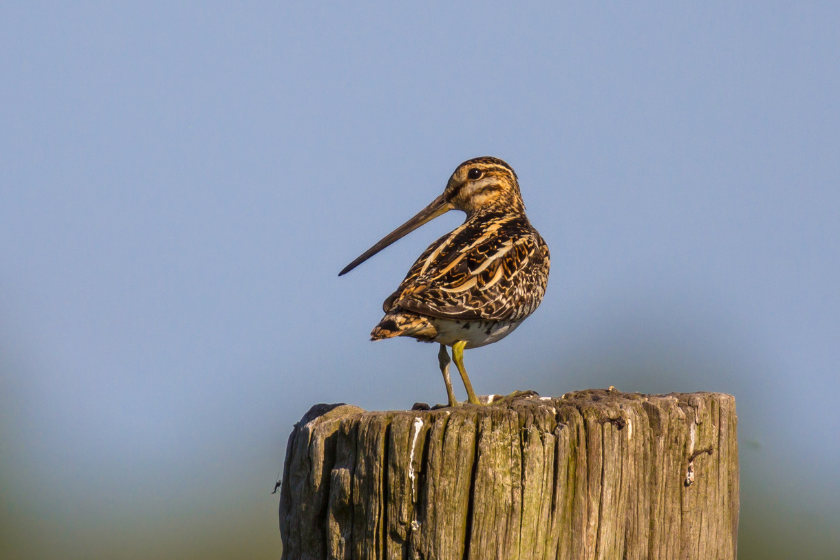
<box><xmin>339</xmin><ymin>194</ymin><xmax>453</xmax><ymax>276</ymax></box>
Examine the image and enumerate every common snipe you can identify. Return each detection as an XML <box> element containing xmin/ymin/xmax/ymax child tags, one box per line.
<box><xmin>340</xmin><ymin>157</ymin><xmax>550</xmax><ymax>406</ymax></box>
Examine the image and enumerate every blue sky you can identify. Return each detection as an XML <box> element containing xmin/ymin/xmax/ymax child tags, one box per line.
<box><xmin>2</xmin><ymin>2</ymin><xmax>839</xmax><ymax>558</ymax></box>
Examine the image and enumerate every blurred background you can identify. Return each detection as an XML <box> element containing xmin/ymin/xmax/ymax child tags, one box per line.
<box><xmin>1</xmin><ymin>2</ymin><xmax>839</xmax><ymax>558</ymax></box>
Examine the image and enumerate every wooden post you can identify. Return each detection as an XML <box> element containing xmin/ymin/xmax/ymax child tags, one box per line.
<box><xmin>278</xmin><ymin>390</ymin><xmax>738</xmax><ymax>559</ymax></box>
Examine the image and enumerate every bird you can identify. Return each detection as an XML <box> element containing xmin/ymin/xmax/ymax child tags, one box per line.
<box><xmin>339</xmin><ymin>156</ymin><xmax>550</xmax><ymax>407</ymax></box>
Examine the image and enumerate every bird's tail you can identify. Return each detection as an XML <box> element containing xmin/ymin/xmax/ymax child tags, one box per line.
<box><xmin>370</xmin><ymin>311</ymin><xmax>437</xmax><ymax>342</ymax></box>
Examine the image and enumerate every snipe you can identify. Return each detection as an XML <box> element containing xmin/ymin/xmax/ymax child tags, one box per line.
<box><xmin>340</xmin><ymin>157</ymin><xmax>550</xmax><ymax>407</ymax></box>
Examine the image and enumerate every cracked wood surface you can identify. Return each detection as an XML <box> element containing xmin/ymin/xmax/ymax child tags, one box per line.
<box><xmin>278</xmin><ymin>390</ymin><xmax>738</xmax><ymax>559</ymax></box>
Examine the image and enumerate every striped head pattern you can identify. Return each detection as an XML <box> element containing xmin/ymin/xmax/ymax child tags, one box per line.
<box><xmin>443</xmin><ymin>157</ymin><xmax>525</xmax><ymax>216</ymax></box>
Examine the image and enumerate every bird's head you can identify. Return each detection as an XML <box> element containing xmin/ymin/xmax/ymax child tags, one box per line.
<box><xmin>443</xmin><ymin>156</ymin><xmax>525</xmax><ymax>216</ymax></box>
<box><xmin>339</xmin><ymin>156</ymin><xmax>524</xmax><ymax>276</ymax></box>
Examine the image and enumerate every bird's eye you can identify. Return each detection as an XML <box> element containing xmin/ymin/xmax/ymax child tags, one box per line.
<box><xmin>467</xmin><ymin>168</ymin><xmax>483</xmax><ymax>180</ymax></box>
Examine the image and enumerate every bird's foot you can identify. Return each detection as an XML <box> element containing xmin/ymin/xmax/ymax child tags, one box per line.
<box><xmin>415</xmin><ymin>391</ymin><xmax>542</xmax><ymax>410</ymax></box>
<box><xmin>430</xmin><ymin>400</ymin><xmax>462</xmax><ymax>409</ymax></box>
<box><xmin>413</xmin><ymin>401</ymin><xmax>464</xmax><ymax>410</ymax></box>
<box><xmin>484</xmin><ymin>390</ymin><xmax>541</xmax><ymax>405</ymax></box>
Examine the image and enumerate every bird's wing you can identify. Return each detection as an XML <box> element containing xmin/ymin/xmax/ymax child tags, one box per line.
<box><xmin>383</xmin><ymin>215</ymin><xmax>550</xmax><ymax>321</ymax></box>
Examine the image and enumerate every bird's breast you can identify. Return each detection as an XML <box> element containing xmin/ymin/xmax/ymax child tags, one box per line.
<box><xmin>430</xmin><ymin>317</ymin><xmax>522</xmax><ymax>349</ymax></box>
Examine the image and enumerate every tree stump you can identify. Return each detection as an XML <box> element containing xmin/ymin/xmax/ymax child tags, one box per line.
<box><xmin>278</xmin><ymin>389</ymin><xmax>738</xmax><ymax>560</ymax></box>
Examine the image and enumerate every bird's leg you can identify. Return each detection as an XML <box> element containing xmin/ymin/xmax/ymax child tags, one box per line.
<box><xmin>437</xmin><ymin>343</ymin><xmax>459</xmax><ymax>408</ymax></box>
<box><xmin>452</xmin><ymin>341</ymin><xmax>482</xmax><ymax>405</ymax></box>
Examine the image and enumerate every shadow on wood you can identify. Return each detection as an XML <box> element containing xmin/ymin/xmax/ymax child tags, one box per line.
<box><xmin>278</xmin><ymin>389</ymin><xmax>738</xmax><ymax>559</ymax></box>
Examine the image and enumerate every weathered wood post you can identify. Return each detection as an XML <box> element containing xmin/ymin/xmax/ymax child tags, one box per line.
<box><xmin>278</xmin><ymin>389</ymin><xmax>738</xmax><ymax>559</ymax></box>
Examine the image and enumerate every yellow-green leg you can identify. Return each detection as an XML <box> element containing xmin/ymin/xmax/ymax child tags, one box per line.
<box><xmin>452</xmin><ymin>341</ymin><xmax>482</xmax><ymax>405</ymax></box>
<box><xmin>437</xmin><ymin>344</ymin><xmax>459</xmax><ymax>408</ymax></box>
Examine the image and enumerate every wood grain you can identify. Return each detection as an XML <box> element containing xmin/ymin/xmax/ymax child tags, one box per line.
<box><xmin>278</xmin><ymin>390</ymin><xmax>738</xmax><ymax>559</ymax></box>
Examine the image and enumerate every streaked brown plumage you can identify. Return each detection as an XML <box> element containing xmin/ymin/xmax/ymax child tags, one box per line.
<box><xmin>340</xmin><ymin>156</ymin><xmax>550</xmax><ymax>406</ymax></box>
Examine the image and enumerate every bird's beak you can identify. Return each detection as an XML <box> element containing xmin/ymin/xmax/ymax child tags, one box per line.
<box><xmin>339</xmin><ymin>194</ymin><xmax>454</xmax><ymax>276</ymax></box>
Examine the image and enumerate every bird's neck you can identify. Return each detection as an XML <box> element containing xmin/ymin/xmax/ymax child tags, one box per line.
<box><xmin>464</xmin><ymin>196</ymin><xmax>527</xmax><ymax>221</ymax></box>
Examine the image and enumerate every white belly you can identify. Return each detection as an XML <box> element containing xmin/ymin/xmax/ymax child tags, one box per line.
<box><xmin>431</xmin><ymin>318</ymin><xmax>522</xmax><ymax>349</ymax></box>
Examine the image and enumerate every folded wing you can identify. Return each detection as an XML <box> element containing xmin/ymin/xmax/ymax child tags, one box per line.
<box><xmin>382</xmin><ymin>214</ymin><xmax>550</xmax><ymax>322</ymax></box>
